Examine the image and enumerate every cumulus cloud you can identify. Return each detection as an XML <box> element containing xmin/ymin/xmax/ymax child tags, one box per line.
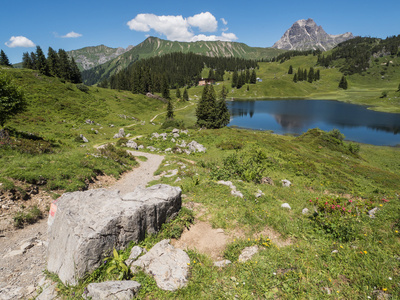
<box><xmin>61</xmin><ymin>31</ymin><xmax>82</xmax><ymax>38</ymax></box>
<box><xmin>127</xmin><ymin>12</ymin><xmax>237</xmax><ymax>42</ymax></box>
<box><xmin>187</xmin><ymin>12</ymin><xmax>217</xmax><ymax>32</ymax></box>
<box><xmin>5</xmin><ymin>36</ymin><xmax>35</xmax><ymax>48</ymax></box>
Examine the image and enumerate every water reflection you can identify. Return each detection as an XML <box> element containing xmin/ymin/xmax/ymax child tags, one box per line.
<box><xmin>227</xmin><ymin>100</ymin><xmax>400</xmax><ymax>145</ymax></box>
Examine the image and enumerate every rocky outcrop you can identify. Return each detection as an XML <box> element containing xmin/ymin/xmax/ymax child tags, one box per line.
<box><xmin>47</xmin><ymin>184</ymin><xmax>182</xmax><ymax>285</ymax></box>
<box><xmin>130</xmin><ymin>239</ymin><xmax>190</xmax><ymax>291</ymax></box>
<box><xmin>84</xmin><ymin>281</ymin><xmax>141</xmax><ymax>300</ymax></box>
<box><xmin>272</xmin><ymin>18</ymin><xmax>353</xmax><ymax>51</ymax></box>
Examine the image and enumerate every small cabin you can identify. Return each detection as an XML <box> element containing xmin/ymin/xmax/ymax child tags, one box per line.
<box><xmin>198</xmin><ymin>78</ymin><xmax>215</xmax><ymax>86</ymax></box>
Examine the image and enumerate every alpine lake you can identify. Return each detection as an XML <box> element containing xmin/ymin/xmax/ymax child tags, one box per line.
<box><xmin>227</xmin><ymin>99</ymin><xmax>400</xmax><ymax>146</ymax></box>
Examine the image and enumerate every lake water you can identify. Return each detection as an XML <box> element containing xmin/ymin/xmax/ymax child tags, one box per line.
<box><xmin>227</xmin><ymin>100</ymin><xmax>400</xmax><ymax>146</ymax></box>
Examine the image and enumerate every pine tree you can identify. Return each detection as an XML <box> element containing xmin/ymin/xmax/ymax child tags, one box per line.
<box><xmin>69</xmin><ymin>57</ymin><xmax>82</xmax><ymax>83</ymax></box>
<box><xmin>237</xmin><ymin>72</ymin><xmax>244</xmax><ymax>89</ymax></box>
<box><xmin>250</xmin><ymin>69</ymin><xmax>257</xmax><ymax>84</ymax></box>
<box><xmin>22</xmin><ymin>52</ymin><xmax>33</xmax><ymax>69</ymax></box>
<box><xmin>30</xmin><ymin>52</ymin><xmax>37</xmax><ymax>70</ymax></box>
<box><xmin>397</xmin><ymin>83</ymin><xmax>400</xmax><ymax>91</ymax></box>
<box><xmin>183</xmin><ymin>87</ymin><xmax>189</xmax><ymax>101</ymax></box>
<box><xmin>35</xmin><ymin>46</ymin><xmax>49</xmax><ymax>76</ymax></box>
<box><xmin>338</xmin><ymin>76</ymin><xmax>348</xmax><ymax>90</ymax></box>
<box><xmin>308</xmin><ymin>67</ymin><xmax>314</xmax><ymax>83</ymax></box>
<box><xmin>293</xmin><ymin>73</ymin><xmax>298</xmax><ymax>83</ymax></box>
<box><xmin>303</xmin><ymin>69</ymin><xmax>307</xmax><ymax>82</ymax></box>
<box><xmin>161</xmin><ymin>75</ymin><xmax>170</xmax><ymax>99</ymax></box>
<box><xmin>245</xmin><ymin>69</ymin><xmax>250</xmax><ymax>83</ymax></box>
<box><xmin>196</xmin><ymin>84</ymin><xmax>217</xmax><ymax>128</ymax></box>
<box><xmin>176</xmin><ymin>87</ymin><xmax>181</xmax><ymax>99</ymax></box>
<box><xmin>47</xmin><ymin>47</ymin><xmax>60</xmax><ymax>77</ymax></box>
<box><xmin>220</xmin><ymin>85</ymin><xmax>228</xmax><ymax>101</ymax></box>
<box><xmin>315</xmin><ymin>69</ymin><xmax>320</xmax><ymax>81</ymax></box>
<box><xmin>0</xmin><ymin>50</ymin><xmax>12</xmax><ymax>67</ymax></box>
<box><xmin>288</xmin><ymin>65</ymin><xmax>293</xmax><ymax>74</ymax></box>
<box><xmin>214</xmin><ymin>97</ymin><xmax>230</xmax><ymax>128</ymax></box>
<box><xmin>297</xmin><ymin>68</ymin><xmax>303</xmax><ymax>81</ymax></box>
<box><xmin>58</xmin><ymin>49</ymin><xmax>71</xmax><ymax>81</ymax></box>
<box><xmin>231</xmin><ymin>70</ymin><xmax>238</xmax><ymax>88</ymax></box>
<box><xmin>166</xmin><ymin>99</ymin><xmax>174</xmax><ymax>119</ymax></box>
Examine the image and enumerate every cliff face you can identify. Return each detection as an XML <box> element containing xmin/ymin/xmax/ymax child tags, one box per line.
<box><xmin>272</xmin><ymin>18</ymin><xmax>354</xmax><ymax>51</ymax></box>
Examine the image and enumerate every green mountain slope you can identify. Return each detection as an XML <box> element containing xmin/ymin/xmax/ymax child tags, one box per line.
<box><xmin>82</xmin><ymin>37</ymin><xmax>285</xmax><ymax>85</ymax></box>
<box><xmin>68</xmin><ymin>44</ymin><xmax>133</xmax><ymax>71</ymax></box>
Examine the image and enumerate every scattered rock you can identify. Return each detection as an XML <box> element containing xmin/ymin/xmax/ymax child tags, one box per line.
<box><xmin>152</xmin><ymin>133</ymin><xmax>160</xmax><ymax>139</ymax></box>
<box><xmin>85</xmin><ymin>119</ymin><xmax>94</xmax><ymax>124</ymax></box>
<box><xmin>138</xmin><ymin>145</ymin><xmax>144</xmax><ymax>149</ymax></box>
<box><xmin>255</xmin><ymin>189</ymin><xmax>264</xmax><ymax>198</ymax></box>
<box><xmin>261</xmin><ymin>177</ymin><xmax>274</xmax><ymax>185</ymax></box>
<box><xmin>125</xmin><ymin>246</ymin><xmax>145</xmax><ymax>267</ymax></box>
<box><xmin>368</xmin><ymin>207</ymin><xmax>378</xmax><ymax>218</ymax></box>
<box><xmin>164</xmin><ymin>169</ymin><xmax>178</xmax><ymax>178</ymax></box>
<box><xmin>172</xmin><ymin>128</ymin><xmax>179</xmax><ymax>134</ymax></box>
<box><xmin>84</xmin><ymin>281</ymin><xmax>141</xmax><ymax>300</ymax></box>
<box><xmin>231</xmin><ymin>190</ymin><xmax>244</xmax><ymax>198</ymax></box>
<box><xmin>113</xmin><ymin>128</ymin><xmax>125</xmax><ymax>139</ymax></box>
<box><xmin>126</xmin><ymin>139</ymin><xmax>138</xmax><ymax>149</ymax></box>
<box><xmin>302</xmin><ymin>208</ymin><xmax>309</xmax><ymax>215</ymax></box>
<box><xmin>238</xmin><ymin>245</ymin><xmax>259</xmax><ymax>262</ymax></box>
<box><xmin>217</xmin><ymin>180</ymin><xmax>243</xmax><ymax>198</ymax></box>
<box><xmin>131</xmin><ymin>239</ymin><xmax>190</xmax><ymax>291</ymax></box>
<box><xmin>213</xmin><ymin>260</ymin><xmax>231</xmax><ymax>267</ymax></box>
<box><xmin>47</xmin><ymin>184</ymin><xmax>182</xmax><ymax>285</ymax></box>
<box><xmin>331</xmin><ymin>250</ymin><xmax>338</xmax><ymax>254</ymax></box>
<box><xmin>79</xmin><ymin>134</ymin><xmax>89</xmax><ymax>143</ymax></box>
<box><xmin>147</xmin><ymin>146</ymin><xmax>156</xmax><ymax>152</ymax></box>
<box><xmin>281</xmin><ymin>203</ymin><xmax>291</xmax><ymax>209</ymax></box>
<box><xmin>173</xmin><ymin>133</ymin><xmax>180</xmax><ymax>138</ymax></box>
<box><xmin>187</xmin><ymin>141</ymin><xmax>206</xmax><ymax>153</ymax></box>
<box><xmin>281</xmin><ymin>179</ymin><xmax>291</xmax><ymax>187</ymax></box>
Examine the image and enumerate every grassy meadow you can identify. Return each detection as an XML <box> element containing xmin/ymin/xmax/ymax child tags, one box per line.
<box><xmin>1</xmin><ymin>63</ymin><xmax>400</xmax><ymax>299</ymax></box>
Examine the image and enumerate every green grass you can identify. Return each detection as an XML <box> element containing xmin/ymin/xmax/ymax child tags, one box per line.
<box><xmin>2</xmin><ymin>65</ymin><xmax>400</xmax><ymax>299</ymax></box>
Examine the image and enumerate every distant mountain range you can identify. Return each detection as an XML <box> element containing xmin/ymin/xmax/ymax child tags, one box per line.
<box><xmin>65</xmin><ymin>18</ymin><xmax>356</xmax><ymax>84</ymax></box>
<box><xmin>77</xmin><ymin>37</ymin><xmax>284</xmax><ymax>85</ymax></box>
<box><xmin>69</xmin><ymin>37</ymin><xmax>284</xmax><ymax>72</ymax></box>
<box><xmin>272</xmin><ymin>18</ymin><xmax>354</xmax><ymax>51</ymax></box>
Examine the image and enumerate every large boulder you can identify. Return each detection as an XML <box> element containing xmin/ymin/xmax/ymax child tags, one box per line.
<box><xmin>47</xmin><ymin>184</ymin><xmax>181</xmax><ymax>285</ymax></box>
<box><xmin>187</xmin><ymin>141</ymin><xmax>206</xmax><ymax>153</ymax></box>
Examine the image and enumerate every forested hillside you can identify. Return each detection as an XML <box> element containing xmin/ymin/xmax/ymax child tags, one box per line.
<box><xmin>317</xmin><ymin>35</ymin><xmax>400</xmax><ymax>75</ymax></box>
<box><xmin>101</xmin><ymin>52</ymin><xmax>258</xmax><ymax>94</ymax></box>
<box><xmin>82</xmin><ymin>37</ymin><xmax>281</xmax><ymax>85</ymax></box>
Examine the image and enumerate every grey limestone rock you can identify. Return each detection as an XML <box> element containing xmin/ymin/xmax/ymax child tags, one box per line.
<box><xmin>47</xmin><ymin>185</ymin><xmax>181</xmax><ymax>285</ymax></box>
<box><xmin>214</xmin><ymin>260</ymin><xmax>231</xmax><ymax>267</ymax></box>
<box><xmin>281</xmin><ymin>203</ymin><xmax>291</xmax><ymax>209</ymax></box>
<box><xmin>84</xmin><ymin>281</ymin><xmax>141</xmax><ymax>300</ymax></box>
<box><xmin>113</xmin><ymin>128</ymin><xmax>125</xmax><ymax>139</ymax></box>
<box><xmin>238</xmin><ymin>245</ymin><xmax>259</xmax><ymax>262</ymax></box>
<box><xmin>131</xmin><ymin>239</ymin><xmax>190</xmax><ymax>291</ymax></box>
<box><xmin>126</xmin><ymin>139</ymin><xmax>138</xmax><ymax>149</ymax></box>
<box><xmin>281</xmin><ymin>179</ymin><xmax>291</xmax><ymax>187</ymax></box>
<box><xmin>79</xmin><ymin>134</ymin><xmax>89</xmax><ymax>143</ymax></box>
<box><xmin>187</xmin><ymin>141</ymin><xmax>206</xmax><ymax>153</ymax></box>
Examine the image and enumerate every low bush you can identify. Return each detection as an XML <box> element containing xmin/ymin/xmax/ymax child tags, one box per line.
<box><xmin>13</xmin><ymin>205</ymin><xmax>43</xmax><ymax>228</ymax></box>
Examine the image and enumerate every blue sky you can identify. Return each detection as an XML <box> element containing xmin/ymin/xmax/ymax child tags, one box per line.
<box><xmin>1</xmin><ymin>0</ymin><xmax>399</xmax><ymax>64</ymax></box>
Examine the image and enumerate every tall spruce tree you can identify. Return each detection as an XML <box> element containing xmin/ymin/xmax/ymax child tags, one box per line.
<box><xmin>196</xmin><ymin>84</ymin><xmax>216</xmax><ymax>128</ymax></box>
<box><xmin>35</xmin><ymin>46</ymin><xmax>49</xmax><ymax>76</ymax></box>
<box><xmin>161</xmin><ymin>75</ymin><xmax>170</xmax><ymax>99</ymax></box>
<box><xmin>288</xmin><ymin>65</ymin><xmax>293</xmax><ymax>74</ymax></box>
<box><xmin>69</xmin><ymin>57</ymin><xmax>82</xmax><ymax>83</ymax></box>
<box><xmin>250</xmin><ymin>69</ymin><xmax>257</xmax><ymax>84</ymax></box>
<box><xmin>0</xmin><ymin>50</ymin><xmax>12</xmax><ymax>67</ymax></box>
<box><xmin>166</xmin><ymin>99</ymin><xmax>174</xmax><ymax>119</ymax></box>
<box><xmin>47</xmin><ymin>47</ymin><xmax>60</xmax><ymax>77</ymax></box>
<box><xmin>176</xmin><ymin>87</ymin><xmax>181</xmax><ymax>99</ymax></box>
<box><xmin>315</xmin><ymin>69</ymin><xmax>320</xmax><ymax>81</ymax></box>
<box><xmin>231</xmin><ymin>70</ymin><xmax>238</xmax><ymax>88</ymax></box>
<box><xmin>58</xmin><ymin>49</ymin><xmax>71</xmax><ymax>81</ymax></box>
<box><xmin>30</xmin><ymin>52</ymin><xmax>37</xmax><ymax>70</ymax></box>
<box><xmin>339</xmin><ymin>76</ymin><xmax>348</xmax><ymax>90</ymax></box>
<box><xmin>183</xmin><ymin>87</ymin><xmax>189</xmax><ymax>101</ymax></box>
<box><xmin>22</xmin><ymin>52</ymin><xmax>33</xmax><ymax>69</ymax></box>
<box><xmin>308</xmin><ymin>67</ymin><xmax>314</xmax><ymax>83</ymax></box>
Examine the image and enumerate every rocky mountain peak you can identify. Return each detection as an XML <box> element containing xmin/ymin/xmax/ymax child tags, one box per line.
<box><xmin>272</xmin><ymin>18</ymin><xmax>354</xmax><ymax>51</ymax></box>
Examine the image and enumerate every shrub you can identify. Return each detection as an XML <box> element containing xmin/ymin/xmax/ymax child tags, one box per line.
<box><xmin>216</xmin><ymin>140</ymin><xmax>243</xmax><ymax>150</ymax></box>
<box><xmin>98</xmin><ymin>144</ymin><xmax>137</xmax><ymax>166</ymax></box>
<box><xmin>76</xmin><ymin>84</ymin><xmax>89</xmax><ymax>93</ymax></box>
<box><xmin>348</xmin><ymin>142</ymin><xmax>360</xmax><ymax>154</ymax></box>
<box><xmin>13</xmin><ymin>205</ymin><xmax>43</xmax><ymax>228</ymax></box>
<box><xmin>160</xmin><ymin>119</ymin><xmax>185</xmax><ymax>129</ymax></box>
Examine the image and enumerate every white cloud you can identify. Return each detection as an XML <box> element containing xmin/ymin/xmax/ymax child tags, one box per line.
<box><xmin>62</xmin><ymin>31</ymin><xmax>82</xmax><ymax>38</ymax></box>
<box><xmin>127</xmin><ymin>12</ymin><xmax>237</xmax><ymax>42</ymax></box>
<box><xmin>5</xmin><ymin>36</ymin><xmax>35</xmax><ymax>48</ymax></box>
<box><xmin>221</xmin><ymin>18</ymin><xmax>228</xmax><ymax>26</ymax></box>
<box><xmin>188</xmin><ymin>12</ymin><xmax>217</xmax><ymax>32</ymax></box>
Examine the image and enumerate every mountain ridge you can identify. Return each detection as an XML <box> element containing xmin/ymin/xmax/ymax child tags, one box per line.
<box><xmin>272</xmin><ymin>18</ymin><xmax>354</xmax><ymax>51</ymax></box>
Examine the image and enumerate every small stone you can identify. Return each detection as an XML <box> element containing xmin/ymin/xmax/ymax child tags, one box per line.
<box><xmin>331</xmin><ymin>250</ymin><xmax>338</xmax><ymax>254</ymax></box>
<box><xmin>238</xmin><ymin>245</ymin><xmax>259</xmax><ymax>262</ymax></box>
<box><xmin>125</xmin><ymin>246</ymin><xmax>144</xmax><ymax>267</ymax></box>
<box><xmin>281</xmin><ymin>203</ymin><xmax>291</xmax><ymax>209</ymax></box>
<box><xmin>255</xmin><ymin>189</ymin><xmax>264</xmax><ymax>198</ymax></box>
<box><xmin>302</xmin><ymin>208</ymin><xmax>309</xmax><ymax>215</ymax></box>
<box><xmin>368</xmin><ymin>207</ymin><xmax>378</xmax><ymax>218</ymax></box>
<box><xmin>281</xmin><ymin>179</ymin><xmax>291</xmax><ymax>187</ymax></box>
<box><xmin>213</xmin><ymin>260</ymin><xmax>231</xmax><ymax>267</ymax></box>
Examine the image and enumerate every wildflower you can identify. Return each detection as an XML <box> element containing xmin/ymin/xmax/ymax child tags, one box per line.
<box><xmin>382</xmin><ymin>288</ymin><xmax>387</xmax><ymax>291</ymax></box>
<box><xmin>187</xmin><ymin>262</ymin><xmax>190</xmax><ymax>265</ymax></box>
<box><xmin>379</xmin><ymin>204</ymin><xmax>383</xmax><ymax>207</ymax></box>
<box><xmin>349</xmin><ymin>199</ymin><xmax>353</xmax><ymax>203</ymax></box>
<box><xmin>340</xmin><ymin>245</ymin><xmax>343</xmax><ymax>249</ymax></box>
<box><xmin>342</xmin><ymin>207</ymin><xmax>346</xmax><ymax>211</ymax></box>
<box><xmin>364</xmin><ymin>251</ymin><xmax>367</xmax><ymax>254</ymax></box>
<box><xmin>395</xmin><ymin>230</ymin><xmax>399</xmax><ymax>233</ymax></box>
<box><xmin>389</xmin><ymin>277</ymin><xmax>392</xmax><ymax>280</ymax></box>
<box><xmin>325</xmin><ymin>202</ymin><xmax>328</xmax><ymax>205</ymax></box>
